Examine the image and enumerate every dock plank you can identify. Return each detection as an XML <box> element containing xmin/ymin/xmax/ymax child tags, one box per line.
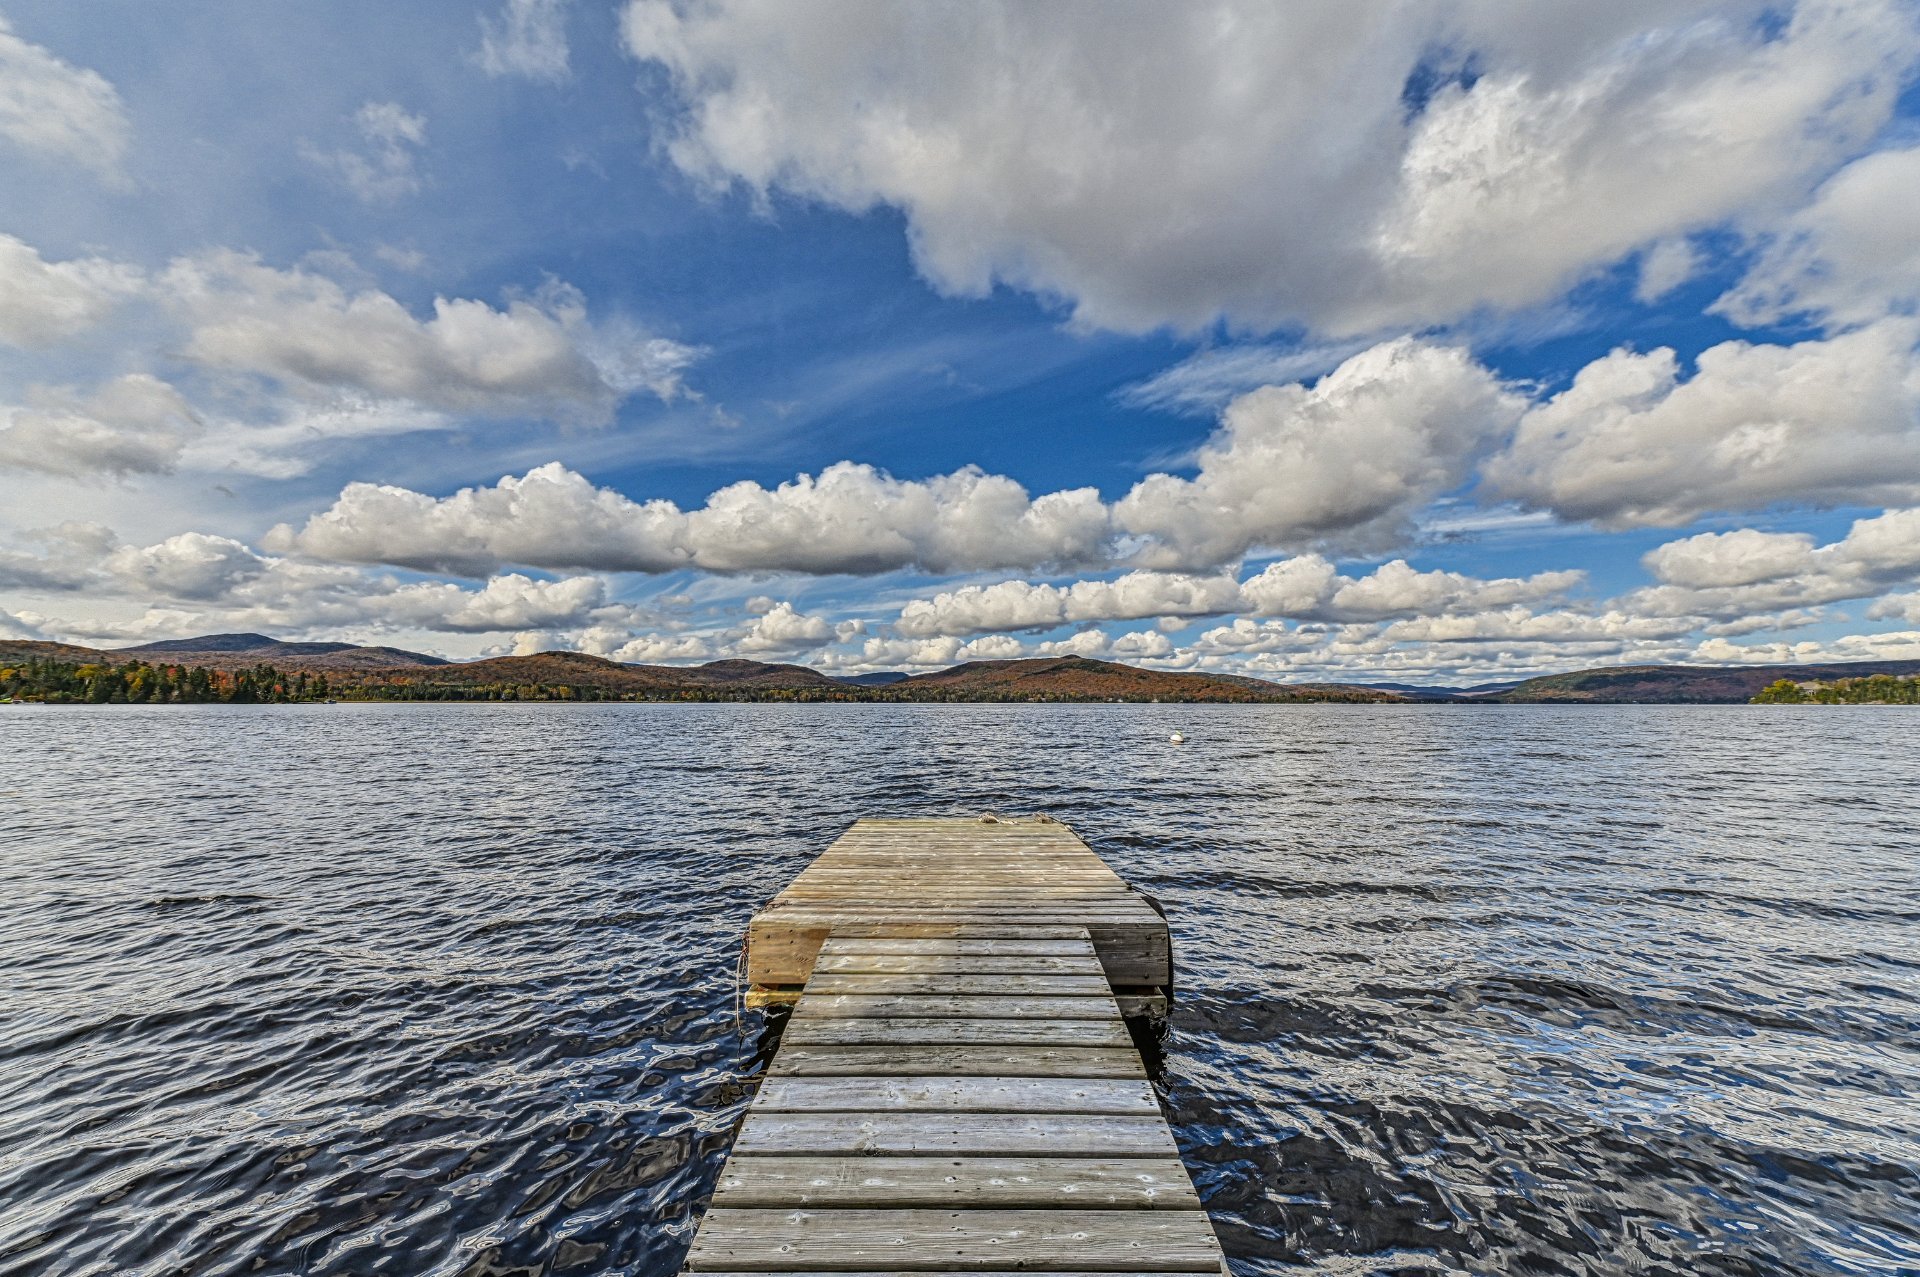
<box><xmin>753</xmin><ymin>1076</ymin><xmax>1159</xmax><ymax>1115</ymax></box>
<box><xmin>791</xmin><ymin>994</ymin><xmax>1119</xmax><ymax>1021</ymax></box>
<box><xmin>769</xmin><ymin>1045</ymin><xmax>1146</xmax><ymax>1078</ymax></box>
<box><xmin>780</xmin><ymin>1017</ymin><xmax>1134</xmax><ymax>1048</ymax></box>
<box><xmin>810</xmin><ymin>953</ymin><xmax>1103</xmax><ymax>975</ymax></box>
<box><xmin>733</xmin><ymin>1111</ymin><xmax>1180</xmax><ymax>1158</ymax></box>
<box><xmin>804</xmin><ymin>973</ymin><xmax>1113</xmax><ymax>996</ymax></box>
<box><xmin>710</xmin><ymin>1155</ymin><xmax>1201</xmax><ymax>1209</ymax></box>
<box><xmin>682</xmin><ymin>1208</ymin><xmax>1223</xmax><ymax>1272</ymax></box>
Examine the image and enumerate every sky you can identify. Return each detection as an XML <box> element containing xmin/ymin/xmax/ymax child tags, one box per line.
<box><xmin>2</xmin><ymin>0</ymin><xmax>1920</xmax><ymax>685</ymax></box>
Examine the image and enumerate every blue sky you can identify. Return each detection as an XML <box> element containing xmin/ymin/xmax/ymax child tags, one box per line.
<box><xmin>3</xmin><ymin>1</ymin><xmax>1920</xmax><ymax>683</ymax></box>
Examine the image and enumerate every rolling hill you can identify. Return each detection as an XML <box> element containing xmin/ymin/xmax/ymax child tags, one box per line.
<box><xmin>1488</xmin><ymin>659</ymin><xmax>1920</xmax><ymax>704</ymax></box>
<box><xmin>894</xmin><ymin>657</ymin><xmax>1395</xmax><ymax>702</ymax></box>
<box><xmin>109</xmin><ymin>633</ymin><xmax>446</xmax><ymax>670</ymax></box>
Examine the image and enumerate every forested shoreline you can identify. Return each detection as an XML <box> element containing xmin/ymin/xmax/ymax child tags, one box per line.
<box><xmin>0</xmin><ymin>658</ymin><xmax>336</xmax><ymax>704</ymax></box>
<box><xmin>1753</xmin><ymin>676</ymin><xmax>1920</xmax><ymax>704</ymax></box>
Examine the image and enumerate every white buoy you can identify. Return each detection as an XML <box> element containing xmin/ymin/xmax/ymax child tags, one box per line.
<box><xmin>1169</xmin><ymin>731</ymin><xmax>1187</xmax><ymax>744</ymax></box>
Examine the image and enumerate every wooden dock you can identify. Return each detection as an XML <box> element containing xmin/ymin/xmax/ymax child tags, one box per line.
<box><xmin>681</xmin><ymin>816</ymin><xmax>1226</xmax><ymax>1274</ymax></box>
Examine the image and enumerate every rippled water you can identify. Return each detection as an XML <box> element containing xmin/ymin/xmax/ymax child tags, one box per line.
<box><xmin>1</xmin><ymin>703</ymin><xmax>1916</xmax><ymax>1276</ymax></box>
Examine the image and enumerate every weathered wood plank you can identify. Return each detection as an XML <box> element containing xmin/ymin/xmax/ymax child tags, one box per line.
<box><xmin>734</xmin><ymin>1111</ymin><xmax>1179</xmax><ymax>1158</ymax></box>
<box><xmin>811</xmin><ymin>953</ymin><xmax>1104</xmax><ymax>975</ymax></box>
<box><xmin>779</xmin><ymin>1016</ymin><xmax>1134</xmax><ymax>1048</ymax></box>
<box><xmin>791</xmin><ymin>994</ymin><xmax>1118</xmax><ymax>1021</ymax></box>
<box><xmin>768</xmin><ymin>1045</ymin><xmax>1146</xmax><ymax>1078</ymax></box>
<box><xmin>817</xmin><ymin>938</ymin><xmax>1096</xmax><ymax>954</ymax></box>
<box><xmin>682</xmin><ymin>1209</ymin><xmax>1223</xmax><ymax>1272</ymax></box>
<box><xmin>709</xmin><ymin>1155</ymin><xmax>1201</xmax><ymax>1209</ymax></box>
<box><xmin>753</xmin><ymin>1076</ymin><xmax>1159</xmax><ymax>1115</ymax></box>
<box><xmin>804</xmin><ymin>973</ymin><xmax>1113</xmax><ymax>996</ymax></box>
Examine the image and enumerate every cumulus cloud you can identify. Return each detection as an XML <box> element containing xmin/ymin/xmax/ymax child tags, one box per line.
<box><xmin>105</xmin><ymin>532</ymin><xmax>266</xmax><ymax>601</ymax></box>
<box><xmin>1376</xmin><ymin>607</ymin><xmax>1697</xmax><ymax>645</ymax></box>
<box><xmin>164</xmin><ymin>253</ymin><xmax>697</xmax><ymax>422</ymax></box>
<box><xmin>608</xmin><ymin>631</ymin><xmax>716</xmax><ymax>663</ymax></box>
<box><xmin>624</xmin><ymin>0</ymin><xmax>1916</xmax><ymax>335</ymax></box>
<box><xmin>1485</xmin><ymin>320</ymin><xmax>1920</xmax><ymax>526</ymax></box>
<box><xmin>0</xmin><ymin>374</ymin><xmax>199</xmax><ymax>478</ymax></box>
<box><xmin>737</xmin><ymin>600</ymin><xmax>837</xmax><ymax>653</ymax></box>
<box><xmin>0</xmin><ymin>234</ymin><xmax>142</xmax><ymax>347</ymax></box>
<box><xmin>1116</xmin><ymin>338</ymin><xmax>1523</xmax><ymax>563</ymax></box>
<box><xmin>1716</xmin><ymin>144</ymin><xmax>1920</xmax><ymax>328</ymax></box>
<box><xmin>270</xmin><ymin>459</ymin><xmax>1112</xmax><ymax>577</ymax></box>
<box><xmin>306</xmin><ymin>101</ymin><xmax>428</xmax><ymax>202</ymax></box>
<box><xmin>1641</xmin><ymin>528</ymin><xmax>1818</xmax><ymax>589</ymax></box>
<box><xmin>1629</xmin><ymin>508</ymin><xmax>1920</xmax><ymax>619</ymax></box>
<box><xmin>479</xmin><ymin>0</ymin><xmax>570</xmax><ymax>82</ymax></box>
<box><xmin>0</xmin><ymin>16</ymin><xmax>129</xmax><ymax>180</ymax></box>
<box><xmin>895</xmin><ymin>557</ymin><xmax>1581</xmax><ymax>636</ymax></box>
<box><xmin>896</xmin><ymin>571</ymin><xmax>1244</xmax><ymax>637</ymax></box>
<box><xmin>380</xmin><ymin>572</ymin><xmax>606</xmax><ymax>632</ymax></box>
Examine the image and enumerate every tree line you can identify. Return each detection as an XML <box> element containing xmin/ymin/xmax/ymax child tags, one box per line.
<box><xmin>1753</xmin><ymin>675</ymin><xmax>1920</xmax><ymax>704</ymax></box>
<box><xmin>0</xmin><ymin>658</ymin><xmax>333</xmax><ymax>704</ymax></box>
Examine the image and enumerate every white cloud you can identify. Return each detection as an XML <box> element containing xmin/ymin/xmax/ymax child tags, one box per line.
<box><xmin>1115</xmin><ymin>338</ymin><xmax>1523</xmax><ymax>563</ymax></box>
<box><xmin>0</xmin><ymin>522</ymin><xmax>115</xmax><ymax>591</ymax></box>
<box><xmin>1629</xmin><ymin>507</ymin><xmax>1920</xmax><ymax>618</ymax></box>
<box><xmin>267</xmin><ymin>462</ymin><xmax>689</xmax><ymax>575</ymax></box>
<box><xmin>1119</xmin><ymin>341</ymin><xmax>1372</xmax><ymax>415</ymax></box>
<box><xmin>1377</xmin><ymin>607</ymin><xmax>1697</xmax><ymax>645</ymax></box>
<box><xmin>307</xmin><ymin>102</ymin><xmax>428</xmax><ymax>202</ymax></box>
<box><xmin>163</xmin><ymin>253</ymin><xmax>695</xmax><ymax>422</ymax></box>
<box><xmin>479</xmin><ymin>0</ymin><xmax>571</xmax><ymax>82</ymax></box>
<box><xmin>895</xmin><ymin>570</ymin><xmax>1245</xmax><ymax>637</ymax></box>
<box><xmin>1322</xmin><ymin>560</ymin><xmax>1584</xmax><ymax>620</ymax></box>
<box><xmin>177</xmin><ymin>400</ymin><xmax>455</xmax><ymax>481</ymax></box>
<box><xmin>1866</xmin><ymin>592</ymin><xmax>1920</xmax><ymax>624</ymax></box>
<box><xmin>736</xmin><ymin>600</ymin><xmax>834</xmax><ymax>652</ymax></box>
<box><xmin>1641</xmin><ymin>528</ymin><xmax>1818</xmax><ymax>589</ymax></box>
<box><xmin>1635</xmin><ymin>239</ymin><xmax>1700</xmax><ymax>304</ymax></box>
<box><xmin>1486</xmin><ymin>319</ymin><xmax>1920</xmax><ymax>526</ymax></box>
<box><xmin>0</xmin><ymin>374</ymin><xmax>198</xmax><ymax>478</ymax></box>
<box><xmin>608</xmin><ymin>631</ymin><xmax>716</xmax><ymax>663</ymax></box>
<box><xmin>685</xmin><ymin>464</ymin><xmax>1109</xmax><ymax>575</ymax></box>
<box><xmin>271</xmin><ymin>459</ymin><xmax>1112</xmax><ymax>577</ymax></box>
<box><xmin>0</xmin><ymin>233</ymin><xmax>141</xmax><ymax>347</ymax></box>
<box><xmin>1716</xmin><ymin>143</ymin><xmax>1920</xmax><ymax>328</ymax></box>
<box><xmin>894</xmin><ymin>556</ymin><xmax>1581</xmax><ymax>637</ymax></box>
<box><xmin>101</xmin><ymin>532</ymin><xmax>267</xmax><ymax>602</ymax></box>
<box><xmin>845</xmin><ymin>633</ymin><xmax>1028</xmax><ymax>671</ymax></box>
<box><xmin>0</xmin><ymin>16</ymin><xmax>129</xmax><ymax>180</ymax></box>
<box><xmin>0</xmin><ymin>606</ymin><xmax>47</xmax><ymax>639</ymax></box>
<box><xmin>624</xmin><ymin>0</ymin><xmax>1916</xmax><ymax>335</ymax></box>
<box><xmin>380</xmin><ymin>572</ymin><xmax>606</xmax><ymax>632</ymax></box>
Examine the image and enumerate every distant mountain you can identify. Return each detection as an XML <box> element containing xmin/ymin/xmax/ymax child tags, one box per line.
<box><xmin>1489</xmin><ymin>659</ymin><xmax>1920</xmax><ymax>704</ymax></box>
<box><xmin>346</xmin><ymin>651</ymin><xmax>842</xmax><ymax>694</ymax></box>
<box><xmin>895</xmin><ymin>656</ymin><xmax>1396</xmax><ymax>702</ymax></box>
<box><xmin>334</xmin><ymin>653</ymin><xmax>1393</xmax><ymax>701</ymax></box>
<box><xmin>115</xmin><ymin>633</ymin><xmax>447</xmax><ymax>670</ymax></box>
<box><xmin>835</xmin><ymin>671</ymin><xmax>912</xmax><ymax>687</ymax></box>
<box><xmin>1353</xmin><ymin>679</ymin><xmax>1527</xmax><ymax>699</ymax></box>
<box><xmin>670</xmin><ymin>658</ymin><xmax>843</xmax><ymax>689</ymax></box>
<box><xmin>0</xmin><ymin>640</ymin><xmax>118</xmax><ymax>664</ymax></box>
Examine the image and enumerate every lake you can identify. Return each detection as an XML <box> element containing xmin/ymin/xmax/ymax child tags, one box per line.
<box><xmin>1</xmin><ymin>703</ymin><xmax>1915</xmax><ymax>1275</ymax></box>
